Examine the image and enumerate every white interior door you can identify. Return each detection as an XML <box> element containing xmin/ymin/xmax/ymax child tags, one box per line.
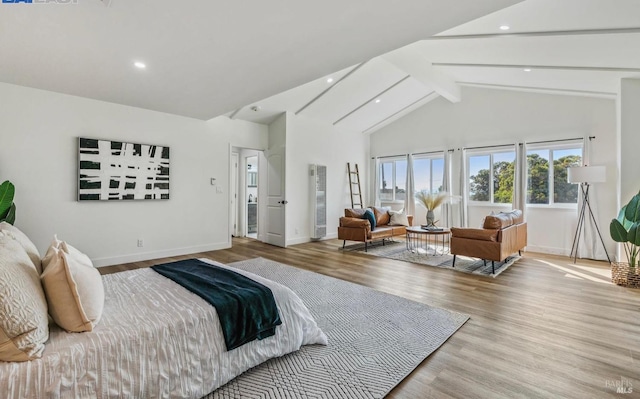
<box><xmin>230</xmin><ymin>152</ymin><xmax>238</xmax><ymax>237</ymax></box>
<box><xmin>265</xmin><ymin>145</ymin><xmax>286</xmax><ymax>247</ymax></box>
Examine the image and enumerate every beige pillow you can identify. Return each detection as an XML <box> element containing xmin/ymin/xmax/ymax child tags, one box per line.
<box><xmin>41</xmin><ymin>234</ymin><xmax>65</xmax><ymax>271</ymax></box>
<box><xmin>389</xmin><ymin>208</ymin><xmax>409</xmax><ymax>226</ymax></box>
<box><xmin>41</xmin><ymin>241</ymin><xmax>104</xmax><ymax>333</ymax></box>
<box><xmin>0</xmin><ymin>232</ymin><xmax>49</xmax><ymax>361</ymax></box>
<box><xmin>0</xmin><ymin>222</ymin><xmax>42</xmax><ymax>274</ymax></box>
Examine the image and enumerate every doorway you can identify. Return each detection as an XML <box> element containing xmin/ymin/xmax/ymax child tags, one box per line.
<box><xmin>246</xmin><ymin>155</ymin><xmax>258</xmax><ymax>239</ymax></box>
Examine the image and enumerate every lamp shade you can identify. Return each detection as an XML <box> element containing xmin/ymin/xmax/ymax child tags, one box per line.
<box><xmin>567</xmin><ymin>166</ymin><xmax>606</xmax><ymax>184</ymax></box>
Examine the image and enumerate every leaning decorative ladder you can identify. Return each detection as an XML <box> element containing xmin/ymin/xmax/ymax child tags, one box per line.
<box><xmin>347</xmin><ymin>163</ymin><xmax>363</xmax><ymax>209</ymax></box>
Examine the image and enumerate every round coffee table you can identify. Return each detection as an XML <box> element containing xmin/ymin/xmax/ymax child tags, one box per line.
<box><xmin>405</xmin><ymin>226</ymin><xmax>451</xmax><ymax>256</ymax></box>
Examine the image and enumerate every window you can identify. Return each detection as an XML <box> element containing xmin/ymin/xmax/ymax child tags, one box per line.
<box><xmin>414</xmin><ymin>155</ymin><xmax>444</xmax><ymax>194</ymax></box>
<box><xmin>526</xmin><ymin>145</ymin><xmax>582</xmax><ymax>205</ymax></box>
<box><xmin>378</xmin><ymin>158</ymin><xmax>407</xmax><ymax>202</ymax></box>
<box><xmin>467</xmin><ymin>150</ymin><xmax>515</xmax><ymax>204</ymax></box>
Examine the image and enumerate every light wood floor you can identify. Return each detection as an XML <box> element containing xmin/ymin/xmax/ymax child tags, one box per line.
<box><xmin>100</xmin><ymin>238</ymin><xmax>640</xmax><ymax>399</ymax></box>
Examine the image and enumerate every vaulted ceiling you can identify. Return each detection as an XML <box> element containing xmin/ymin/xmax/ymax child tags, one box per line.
<box><xmin>0</xmin><ymin>0</ymin><xmax>518</xmax><ymax>120</ymax></box>
<box><xmin>231</xmin><ymin>0</ymin><xmax>640</xmax><ymax>133</ymax></box>
<box><xmin>3</xmin><ymin>0</ymin><xmax>638</xmax><ymax>130</ymax></box>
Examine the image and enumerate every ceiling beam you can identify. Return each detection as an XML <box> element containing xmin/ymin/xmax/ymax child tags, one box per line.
<box><xmin>382</xmin><ymin>47</ymin><xmax>460</xmax><ymax>103</ymax></box>
<box><xmin>362</xmin><ymin>91</ymin><xmax>439</xmax><ymax>135</ymax></box>
<box><xmin>295</xmin><ymin>61</ymin><xmax>367</xmax><ymax>115</ymax></box>
<box><xmin>429</xmin><ymin>27</ymin><xmax>640</xmax><ymax>40</ymax></box>
<box><xmin>228</xmin><ymin>108</ymin><xmax>241</xmax><ymax>120</ymax></box>
<box><xmin>458</xmin><ymin>82</ymin><xmax>616</xmax><ymax>99</ymax></box>
<box><xmin>333</xmin><ymin>75</ymin><xmax>410</xmax><ymax>126</ymax></box>
<box><xmin>433</xmin><ymin>62</ymin><xmax>640</xmax><ymax>73</ymax></box>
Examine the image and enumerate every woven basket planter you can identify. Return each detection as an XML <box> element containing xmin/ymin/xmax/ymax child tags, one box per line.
<box><xmin>611</xmin><ymin>262</ymin><xmax>640</xmax><ymax>288</ymax></box>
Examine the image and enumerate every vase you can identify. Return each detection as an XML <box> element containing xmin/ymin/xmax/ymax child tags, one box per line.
<box><xmin>426</xmin><ymin>210</ymin><xmax>435</xmax><ymax>227</ymax></box>
<box><xmin>611</xmin><ymin>262</ymin><xmax>640</xmax><ymax>288</ymax></box>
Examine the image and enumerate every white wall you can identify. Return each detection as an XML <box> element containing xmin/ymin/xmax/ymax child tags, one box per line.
<box><xmin>285</xmin><ymin>113</ymin><xmax>369</xmax><ymax>245</ymax></box>
<box><xmin>0</xmin><ymin>83</ymin><xmax>266</xmax><ymax>266</ymax></box>
<box><xmin>619</xmin><ymin>78</ymin><xmax>640</xmax><ymax>206</ymax></box>
<box><xmin>371</xmin><ymin>86</ymin><xmax>618</xmax><ymax>257</ymax></box>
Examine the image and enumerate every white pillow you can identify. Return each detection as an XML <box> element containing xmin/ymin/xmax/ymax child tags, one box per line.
<box><xmin>389</xmin><ymin>208</ymin><xmax>409</xmax><ymax>226</ymax></box>
<box><xmin>40</xmin><ymin>238</ymin><xmax>104</xmax><ymax>333</ymax></box>
<box><xmin>0</xmin><ymin>232</ymin><xmax>49</xmax><ymax>361</ymax></box>
<box><xmin>0</xmin><ymin>222</ymin><xmax>42</xmax><ymax>274</ymax></box>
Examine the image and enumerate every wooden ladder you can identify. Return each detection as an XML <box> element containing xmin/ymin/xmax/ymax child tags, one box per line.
<box><xmin>347</xmin><ymin>163</ymin><xmax>363</xmax><ymax>209</ymax></box>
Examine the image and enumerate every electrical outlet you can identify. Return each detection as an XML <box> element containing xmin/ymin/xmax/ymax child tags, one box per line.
<box><xmin>295</xmin><ymin>228</ymin><xmax>299</xmax><ymax>235</ymax></box>
<box><xmin>137</xmin><ymin>239</ymin><xmax>144</xmax><ymax>248</ymax></box>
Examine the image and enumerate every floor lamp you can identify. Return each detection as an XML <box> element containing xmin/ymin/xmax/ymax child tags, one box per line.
<box><xmin>567</xmin><ymin>166</ymin><xmax>611</xmax><ymax>263</ymax></box>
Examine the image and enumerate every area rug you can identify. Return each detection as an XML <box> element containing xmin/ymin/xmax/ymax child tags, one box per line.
<box><xmin>351</xmin><ymin>240</ymin><xmax>520</xmax><ymax>277</ymax></box>
<box><xmin>203</xmin><ymin>257</ymin><xmax>469</xmax><ymax>399</ymax></box>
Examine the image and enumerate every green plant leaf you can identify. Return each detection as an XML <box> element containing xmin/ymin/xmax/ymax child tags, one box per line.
<box><xmin>629</xmin><ymin>222</ymin><xmax>640</xmax><ymax>246</ymax></box>
<box><xmin>624</xmin><ymin>193</ymin><xmax>640</xmax><ymax>223</ymax></box>
<box><xmin>617</xmin><ymin>206</ymin><xmax>633</xmax><ymax>229</ymax></box>
<box><xmin>2</xmin><ymin>203</ymin><xmax>15</xmax><ymax>225</ymax></box>
<box><xmin>610</xmin><ymin>218</ymin><xmax>628</xmax><ymax>242</ymax></box>
<box><xmin>0</xmin><ymin>181</ymin><xmax>15</xmax><ymax>218</ymax></box>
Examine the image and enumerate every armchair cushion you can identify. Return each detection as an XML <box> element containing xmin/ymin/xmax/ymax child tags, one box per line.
<box><xmin>373</xmin><ymin>207</ymin><xmax>391</xmax><ymax>226</ymax></box>
<box><xmin>345</xmin><ymin>208</ymin><xmax>367</xmax><ymax>218</ymax></box>
<box><xmin>340</xmin><ymin>217</ymin><xmax>370</xmax><ymax>229</ymax></box>
<box><xmin>483</xmin><ymin>210</ymin><xmax>523</xmax><ymax>229</ymax></box>
<box><xmin>450</xmin><ymin>227</ymin><xmax>499</xmax><ymax>242</ymax></box>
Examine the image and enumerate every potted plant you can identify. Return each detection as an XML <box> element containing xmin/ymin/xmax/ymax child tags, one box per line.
<box><xmin>609</xmin><ymin>190</ymin><xmax>640</xmax><ymax>288</ymax></box>
<box><xmin>415</xmin><ymin>191</ymin><xmax>448</xmax><ymax>228</ymax></box>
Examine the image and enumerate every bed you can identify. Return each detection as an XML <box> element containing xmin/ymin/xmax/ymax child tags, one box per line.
<box><xmin>0</xmin><ymin>258</ymin><xmax>328</xmax><ymax>399</ymax></box>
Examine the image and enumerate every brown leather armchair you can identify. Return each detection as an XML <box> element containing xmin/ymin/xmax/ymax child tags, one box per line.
<box><xmin>450</xmin><ymin>210</ymin><xmax>527</xmax><ymax>273</ymax></box>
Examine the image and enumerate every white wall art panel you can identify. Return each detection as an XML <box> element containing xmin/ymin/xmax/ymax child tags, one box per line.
<box><xmin>78</xmin><ymin>138</ymin><xmax>170</xmax><ymax>201</ymax></box>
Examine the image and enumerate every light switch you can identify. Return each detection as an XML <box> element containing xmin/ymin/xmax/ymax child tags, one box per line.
<box><xmin>210</xmin><ymin>178</ymin><xmax>216</xmax><ymax>186</ymax></box>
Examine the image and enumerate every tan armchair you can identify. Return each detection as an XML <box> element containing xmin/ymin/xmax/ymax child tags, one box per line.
<box><xmin>450</xmin><ymin>210</ymin><xmax>527</xmax><ymax>273</ymax></box>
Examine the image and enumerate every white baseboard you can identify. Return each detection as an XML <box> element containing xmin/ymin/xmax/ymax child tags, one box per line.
<box><xmin>525</xmin><ymin>245</ymin><xmax>570</xmax><ymax>256</ymax></box>
<box><xmin>93</xmin><ymin>241</ymin><xmax>231</xmax><ymax>267</ymax></box>
<box><xmin>286</xmin><ymin>236</ymin><xmax>311</xmax><ymax>246</ymax></box>
<box><xmin>286</xmin><ymin>232</ymin><xmax>338</xmax><ymax>247</ymax></box>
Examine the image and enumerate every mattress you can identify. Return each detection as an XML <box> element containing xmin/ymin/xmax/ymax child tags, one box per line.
<box><xmin>0</xmin><ymin>258</ymin><xmax>328</xmax><ymax>398</ymax></box>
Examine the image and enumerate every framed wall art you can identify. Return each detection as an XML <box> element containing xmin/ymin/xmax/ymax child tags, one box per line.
<box><xmin>78</xmin><ymin>137</ymin><xmax>170</xmax><ymax>201</ymax></box>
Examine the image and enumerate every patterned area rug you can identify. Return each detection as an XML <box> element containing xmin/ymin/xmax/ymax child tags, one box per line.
<box><xmin>203</xmin><ymin>257</ymin><xmax>469</xmax><ymax>399</ymax></box>
<box><xmin>350</xmin><ymin>240</ymin><xmax>520</xmax><ymax>277</ymax></box>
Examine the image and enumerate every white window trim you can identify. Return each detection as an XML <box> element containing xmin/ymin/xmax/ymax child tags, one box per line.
<box><xmin>525</xmin><ymin>142</ymin><xmax>583</xmax><ymax>207</ymax></box>
<box><xmin>466</xmin><ymin>149</ymin><xmax>515</xmax><ymax>205</ymax></box>
<box><xmin>413</xmin><ymin>154</ymin><xmax>445</xmax><ymax>194</ymax></box>
<box><xmin>378</xmin><ymin>156</ymin><xmax>406</xmax><ymax>203</ymax></box>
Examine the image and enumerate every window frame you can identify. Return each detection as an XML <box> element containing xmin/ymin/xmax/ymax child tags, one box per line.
<box><xmin>525</xmin><ymin>142</ymin><xmax>583</xmax><ymax>208</ymax></box>
<box><xmin>378</xmin><ymin>157</ymin><xmax>407</xmax><ymax>203</ymax></box>
<box><xmin>466</xmin><ymin>149</ymin><xmax>516</xmax><ymax>206</ymax></box>
<box><xmin>412</xmin><ymin>153</ymin><xmax>445</xmax><ymax>195</ymax></box>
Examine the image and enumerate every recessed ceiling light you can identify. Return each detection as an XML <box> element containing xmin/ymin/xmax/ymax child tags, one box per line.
<box><xmin>523</xmin><ymin>68</ymin><xmax>532</xmax><ymax>72</ymax></box>
<box><xmin>134</xmin><ymin>61</ymin><xmax>146</xmax><ymax>69</ymax></box>
<box><xmin>326</xmin><ymin>77</ymin><xmax>334</xmax><ymax>83</ymax></box>
<box><xmin>375</xmin><ymin>99</ymin><xmax>381</xmax><ymax>104</ymax></box>
<box><xmin>499</xmin><ymin>25</ymin><xmax>510</xmax><ymax>31</ymax></box>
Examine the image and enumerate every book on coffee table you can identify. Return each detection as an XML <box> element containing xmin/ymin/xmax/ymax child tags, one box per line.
<box><xmin>420</xmin><ymin>225</ymin><xmax>444</xmax><ymax>231</ymax></box>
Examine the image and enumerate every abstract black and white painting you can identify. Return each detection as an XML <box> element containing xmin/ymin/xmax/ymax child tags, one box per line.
<box><xmin>78</xmin><ymin>138</ymin><xmax>170</xmax><ymax>201</ymax></box>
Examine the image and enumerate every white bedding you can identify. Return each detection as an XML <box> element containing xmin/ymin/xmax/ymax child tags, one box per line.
<box><xmin>0</xmin><ymin>258</ymin><xmax>328</xmax><ymax>398</ymax></box>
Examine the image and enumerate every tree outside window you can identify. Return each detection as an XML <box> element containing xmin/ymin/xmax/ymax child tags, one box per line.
<box><xmin>468</xmin><ymin>151</ymin><xmax>515</xmax><ymax>204</ymax></box>
<box><xmin>526</xmin><ymin>146</ymin><xmax>581</xmax><ymax>205</ymax></box>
